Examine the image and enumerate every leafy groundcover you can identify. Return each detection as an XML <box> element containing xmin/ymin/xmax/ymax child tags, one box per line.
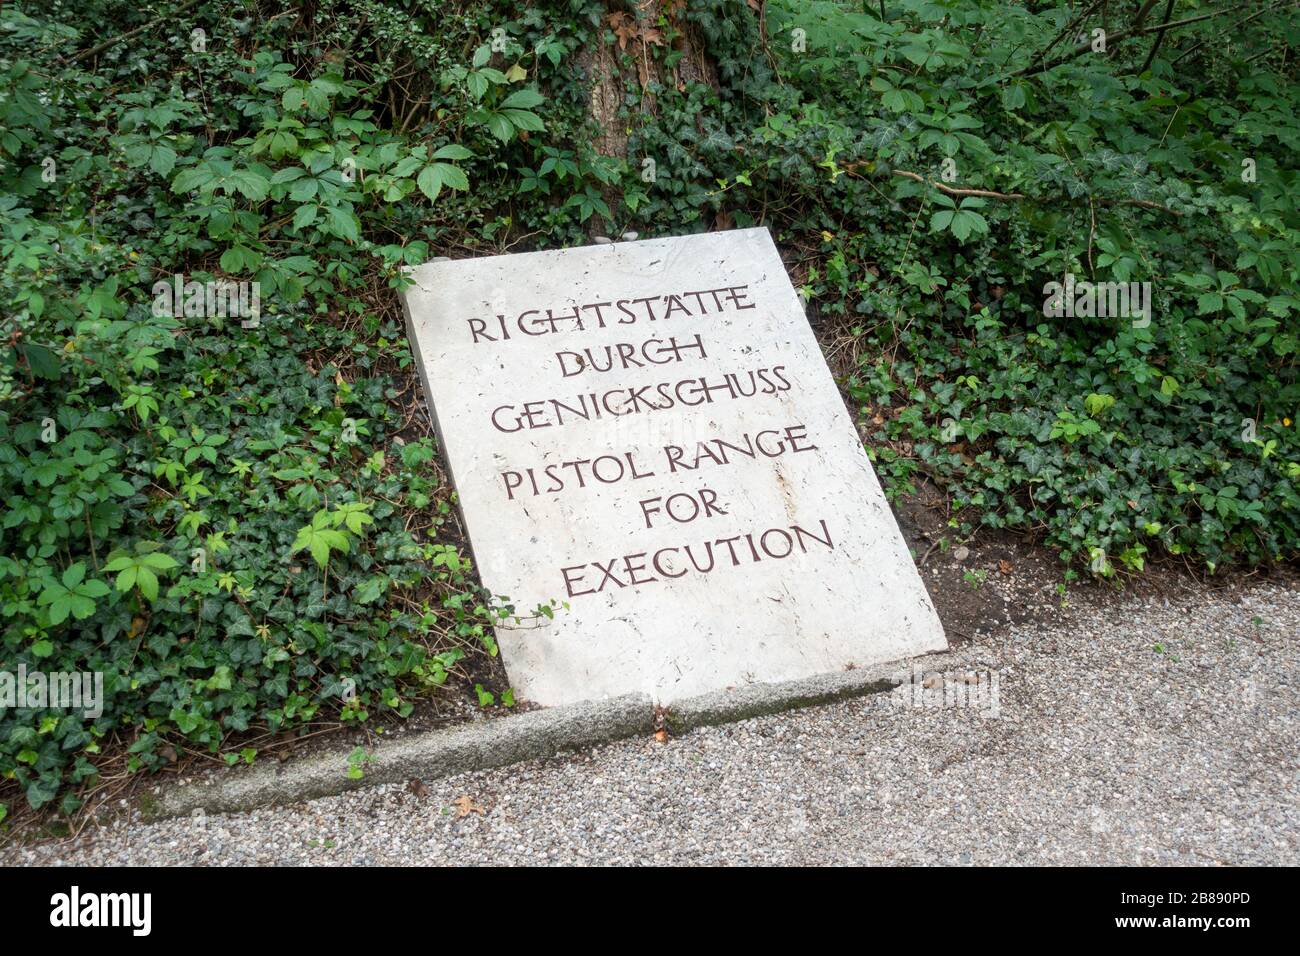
<box><xmin>1</xmin><ymin>0</ymin><xmax>1297</xmax><ymax>820</ymax></box>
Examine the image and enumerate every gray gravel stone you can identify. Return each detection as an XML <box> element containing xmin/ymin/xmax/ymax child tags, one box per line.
<box><xmin>4</xmin><ymin>579</ymin><xmax>1297</xmax><ymax>865</ymax></box>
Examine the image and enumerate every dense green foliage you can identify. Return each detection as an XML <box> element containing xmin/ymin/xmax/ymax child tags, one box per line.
<box><xmin>653</xmin><ymin>0</ymin><xmax>1299</xmax><ymax>576</ymax></box>
<box><xmin>1</xmin><ymin>0</ymin><xmax>1297</xmax><ymax>815</ymax></box>
<box><xmin>0</xmin><ymin>0</ymin><xmax>595</xmax><ymax>814</ymax></box>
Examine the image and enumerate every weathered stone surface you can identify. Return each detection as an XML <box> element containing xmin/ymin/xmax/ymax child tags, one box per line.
<box><xmin>401</xmin><ymin>228</ymin><xmax>946</xmax><ymax>706</ymax></box>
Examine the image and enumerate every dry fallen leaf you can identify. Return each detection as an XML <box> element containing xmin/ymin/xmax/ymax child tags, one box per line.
<box><xmin>998</xmin><ymin>559</ymin><xmax>1013</xmax><ymax>575</ymax></box>
<box><xmin>655</xmin><ymin>728</ymin><xmax>669</xmax><ymax>743</ymax></box>
<box><xmin>452</xmin><ymin>795</ymin><xmax>484</xmax><ymax>818</ymax></box>
<box><xmin>607</xmin><ymin>12</ymin><xmax>639</xmax><ymax>50</ymax></box>
<box><xmin>407</xmin><ymin>778</ymin><xmax>429</xmax><ymax>798</ymax></box>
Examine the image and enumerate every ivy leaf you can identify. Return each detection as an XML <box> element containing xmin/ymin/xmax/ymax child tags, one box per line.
<box><xmin>500</xmin><ymin>108</ymin><xmax>545</xmax><ymax>132</ymax></box>
<box><xmin>354</xmin><ymin>575</ymin><xmax>387</xmax><ymax>604</ymax></box>
<box><xmin>950</xmin><ymin>210</ymin><xmax>987</xmax><ymax>242</ymax></box>
<box><xmin>136</xmin><ymin>567</ymin><xmax>161</xmax><ymax>603</ymax></box>
<box><xmin>500</xmin><ymin>88</ymin><xmax>544</xmax><ymax>110</ymax></box>
<box><xmin>26</xmin><ymin>777</ymin><xmax>58</xmax><ymax>811</ymax></box>
<box><xmin>170</xmin><ymin>166</ymin><xmax>214</xmax><ymax>193</ymax></box>
<box><xmin>291</xmin><ymin>513</ymin><xmax>352</xmax><ymax>569</ymax></box>
<box><xmin>292</xmin><ymin>203</ymin><xmax>319</xmax><ymax>230</ymax></box>
<box><xmin>416</xmin><ymin>165</ymin><xmax>444</xmax><ymax>200</ymax></box>
<box><xmin>416</xmin><ymin>163</ymin><xmax>469</xmax><ymax>200</ymax></box>
<box><xmin>1197</xmin><ymin>292</ymin><xmax>1223</xmax><ymax>314</ymax></box>
<box><xmin>220</xmin><ymin>245</ymin><xmax>262</xmax><ymax>273</ymax></box>
<box><xmin>228</xmin><ymin>169</ymin><xmax>270</xmax><ymax>201</ymax></box>
<box><xmin>324</xmin><ymin>204</ymin><xmax>360</xmax><ymax>241</ymax></box>
<box><xmin>37</xmin><ymin>562</ymin><xmax>110</xmax><ymax>624</ymax></box>
<box><xmin>483</xmin><ymin>112</ymin><xmax>515</xmax><ymax>142</ymax></box>
<box><xmin>19</xmin><ymin>343</ymin><xmax>60</xmax><ymax>380</ymax></box>
<box><xmin>431</xmin><ymin>144</ymin><xmax>473</xmax><ymax>161</ymax></box>
<box><xmin>431</xmin><ymin>163</ymin><xmax>468</xmax><ymax>191</ymax></box>
<box><xmin>103</xmin><ymin>550</ymin><xmax>178</xmax><ymax>604</ymax></box>
<box><xmin>149</xmin><ymin>145</ymin><xmax>177</xmax><ymax>176</ymax></box>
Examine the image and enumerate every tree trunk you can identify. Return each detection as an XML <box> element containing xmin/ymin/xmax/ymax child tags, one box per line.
<box><xmin>580</xmin><ymin>0</ymin><xmax>722</xmax><ymax>168</ymax></box>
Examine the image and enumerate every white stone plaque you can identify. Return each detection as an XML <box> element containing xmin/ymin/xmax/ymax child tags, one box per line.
<box><xmin>401</xmin><ymin>228</ymin><xmax>946</xmax><ymax>706</ymax></box>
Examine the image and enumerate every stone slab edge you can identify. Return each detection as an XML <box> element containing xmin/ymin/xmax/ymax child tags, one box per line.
<box><xmin>146</xmin><ymin>648</ymin><xmax>976</xmax><ymax>820</ymax></box>
<box><xmin>664</xmin><ymin>646</ymin><xmax>982</xmax><ymax>734</ymax></box>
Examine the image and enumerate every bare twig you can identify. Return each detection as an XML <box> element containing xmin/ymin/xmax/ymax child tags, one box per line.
<box><xmin>1171</xmin><ymin>2</ymin><xmax>1293</xmax><ymax>66</ymax></box>
<box><xmin>1137</xmin><ymin>0</ymin><xmax>1177</xmax><ymax>74</ymax></box>
<box><xmin>891</xmin><ymin>168</ymin><xmax>1027</xmax><ymax>200</ymax></box>
<box><xmin>1086</xmin><ymin>194</ymin><xmax>1098</xmax><ymax>275</ymax></box>
<box><xmin>1028</xmin><ymin>0</ymin><xmax>1107</xmax><ymax>74</ymax></box>
<box><xmin>888</xmin><ymin>168</ymin><xmax>1182</xmax><ymax>216</ymax></box>
<box><xmin>1011</xmin><ymin>4</ymin><xmax>1236</xmax><ymax>77</ymax></box>
<box><xmin>69</xmin><ymin>0</ymin><xmax>202</xmax><ymax>63</ymax></box>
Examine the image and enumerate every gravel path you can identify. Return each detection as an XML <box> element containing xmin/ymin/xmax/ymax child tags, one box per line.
<box><xmin>5</xmin><ymin>579</ymin><xmax>1298</xmax><ymax>865</ymax></box>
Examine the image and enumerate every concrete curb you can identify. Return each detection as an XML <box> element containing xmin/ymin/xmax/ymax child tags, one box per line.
<box><xmin>146</xmin><ymin>648</ymin><xmax>978</xmax><ymax>820</ymax></box>
<box><xmin>667</xmin><ymin>665</ymin><xmax>897</xmax><ymax>734</ymax></box>
<box><xmin>665</xmin><ymin>647</ymin><xmax>983</xmax><ymax>734</ymax></box>
<box><xmin>145</xmin><ymin>692</ymin><xmax>654</xmax><ymax>820</ymax></box>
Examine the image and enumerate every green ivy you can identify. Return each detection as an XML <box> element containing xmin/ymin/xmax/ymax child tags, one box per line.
<box><xmin>0</xmin><ymin>0</ymin><xmax>603</xmax><ymax>812</ymax></box>
<box><xmin>1</xmin><ymin>0</ymin><xmax>1297</xmax><ymax>815</ymax></box>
